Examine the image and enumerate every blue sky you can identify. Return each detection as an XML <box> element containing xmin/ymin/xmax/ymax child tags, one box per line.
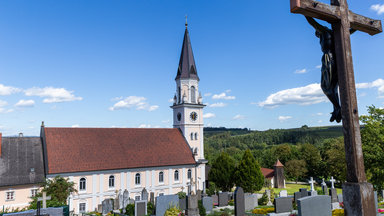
<box><xmin>0</xmin><ymin>0</ymin><xmax>383</xmax><ymax>135</ymax></box>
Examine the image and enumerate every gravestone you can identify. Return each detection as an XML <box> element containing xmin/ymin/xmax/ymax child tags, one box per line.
<box><xmin>141</xmin><ymin>188</ymin><xmax>149</xmax><ymax>201</ymax></box>
<box><xmin>97</xmin><ymin>204</ymin><xmax>102</xmax><ymax>213</ymax></box>
<box><xmin>179</xmin><ymin>197</ymin><xmax>187</xmax><ymax>211</ymax></box>
<box><xmin>244</xmin><ymin>193</ymin><xmax>258</xmax><ymax>211</ymax></box>
<box><xmin>114</xmin><ymin>197</ymin><xmax>119</xmax><ymax>210</ymax></box>
<box><xmin>219</xmin><ymin>192</ymin><xmax>229</xmax><ymax>207</ymax></box>
<box><xmin>202</xmin><ymin>196</ymin><xmax>213</xmax><ymax>214</ymax></box>
<box><xmin>337</xmin><ymin>194</ymin><xmax>343</xmax><ymax>203</ymax></box>
<box><xmin>321</xmin><ymin>180</ymin><xmax>328</xmax><ymax>195</ymax></box>
<box><xmin>299</xmin><ymin>188</ymin><xmax>308</xmax><ymax>198</ymax></box>
<box><xmin>102</xmin><ymin>199</ymin><xmax>114</xmax><ymax>214</ymax></box>
<box><xmin>234</xmin><ymin>187</ymin><xmax>245</xmax><ymax>216</ymax></box>
<box><xmin>3</xmin><ymin>206</ymin><xmax>64</xmax><ymax>216</ymax></box>
<box><xmin>330</xmin><ymin>177</ymin><xmax>336</xmax><ymax>189</ymax></box>
<box><xmin>155</xmin><ymin>195</ymin><xmax>179</xmax><ymax>216</ymax></box>
<box><xmin>308</xmin><ymin>190</ymin><xmax>318</xmax><ymax>196</ymax></box>
<box><xmin>196</xmin><ymin>190</ymin><xmax>202</xmax><ymax>201</ymax></box>
<box><xmin>265</xmin><ymin>189</ymin><xmax>273</xmax><ymax>206</ymax></box>
<box><xmin>279</xmin><ymin>190</ymin><xmax>288</xmax><ymax>197</ymax></box>
<box><xmin>187</xmin><ymin>195</ymin><xmax>199</xmax><ymax>216</ymax></box>
<box><xmin>123</xmin><ymin>190</ymin><xmax>130</xmax><ymax>211</ymax></box>
<box><xmin>135</xmin><ymin>200</ymin><xmax>147</xmax><ymax>216</ymax></box>
<box><xmin>329</xmin><ymin>188</ymin><xmax>338</xmax><ymax>203</ymax></box>
<box><xmin>374</xmin><ymin>191</ymin><xmax>378</xmax><ymax>215</ymax></box>
<box><xmin>297</xmin><ymin>195</ymin><xmax>331</xmax><ymax>216</ymax></box>
<box><xmin>274</xmin><ymin>197</ymin><xmax>293</xmax><ymax>213</ymax></box>
<box><xmin>294</xmin><ymin>192</ymin><xmax>302</xmax><ymax>204</ymax></box>
<box><xmin>118</xmin><ymin>190</ymin><xmax>124</xmax><ymax>209</ymax></box>
<box><xmin>212</xmin><ymin>194</ymin><xmax>219</xmax><ymax>206</ymax></box>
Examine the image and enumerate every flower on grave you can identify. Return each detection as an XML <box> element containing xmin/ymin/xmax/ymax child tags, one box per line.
<box><xmin>378</xmin><ymin>209</ymin><xmax>384</xmax><ymax>213</ymax></box>
<box><xmin>339</xmin><ymin>202</ymin><xmax>344</xmax><ymax>208</ymax></box>
<box><xmin>332</xmin><ymin>209</ymin><xmax>344</xmax><ymax>216</ymax></box>
<box><xmin>252</xmin><ymin>207</ymin><xmax>274</xmax><ymax>214</ymax></box>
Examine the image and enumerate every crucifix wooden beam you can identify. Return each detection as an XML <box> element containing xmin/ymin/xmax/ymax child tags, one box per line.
<box><xmin>290</xmin><ymin>0</ymin><xmax>382</xmax><ymax>215</ymax></box>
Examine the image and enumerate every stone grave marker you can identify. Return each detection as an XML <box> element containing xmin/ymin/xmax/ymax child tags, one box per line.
<box><xmin>219</xmin><ymin>192</ymin><xmax>229</xmax><ymax>207</ymax></box>
<box><xmin>321</xmin><ymin>179</ymin><xmax>328</xmax><ymax>195</ymax></box>
<box><xmin>244</xmin><ymin>193</ymin><xmax>258</xmax><ymax>211</ymax></box>
<box><xmin>234</xmin><ymin>187</ymin><xmax>245</xmax><ymax>216</ymax></box>
<box><xmin>141</xmin><ymin>188</ymin><xmax>149</xmax><ymax>201</ymax></box>
<box><xmin>308</xmin><ymin>177</ymin><xmax>317</xmax><ymax>196</ymax></box>
<box><xmin>294</xmin><ymin>192</ymin><xmax>302</xmax><ymax>204</ymax></box>
<box><xmin>196</xmin><ymin>190</ymin><xmax>202</xmax><ymax>201</ymax></box>
<box><xmin>330</xmin><ymin>177</ymin><xmax>336</xmax><ymax>189</ymax></box>
<box><xmin>135</xmin><ymin>200</ymin><xmax>147</xmax><ymax>216</ymax></box>
<box><xmin>150</xmin><ymin>192</ymin><xmax>155</xmax><ymax>204</ymax></box>
<box><xmin>299</xmin><ymin>188</ymin><xmax>308</xmax><ymax>198</ymax></box>
<box><xmin>374</xmin><ymin>191</ymin><xmax>378</xmax><ymax>215</ymax></box>
<box><xmin>279</xmin><ymin>190</ymin><xmax>288</xmax><ymax>197</ymax></box>
<box><xmin>274</xmin><ymin>197</ymin><xmax>293</xmax><ymax>213</ymax></box>
<box><xmin>329</xmin><ymin>188</ymin><xmax>338</xmax><ymax>203</ymax></box>
<box><xmin>212</xmin><ymin>194</ymin><xmax>219</xmax><ymax>206</ymax></box>
<box><xmin>337</xmin><ymin>194</ymin><xmax>343</xmax><ymax>203</ymax></box>
<box><xmin>155</xmin><ymin>195</ymin><xmax>179</xmax><ymax>216</ymax></box>
<box><xmin>123</xmin><ymin>190</ymin><xmax>129</xmax><ymax>211</ymax></box>
<box><xmin>118</xmin><ymin>190</ymin><xmax>124</xmax><ymax>209</ymax></box>
<box><xmin>102</xmin><ymin>199</ymin><xmax>114</xmax><ymax>214</ymax></box>
<box><xmin>187</xmin><ymin>195</ymin><xmax>199</xmax><ymax>216</ymax></box>
<box><xmin>97</xmin><ymin>204</ymin><xmax>102</xmax><ymax>213</ymax></box>
<box><xmin>265</xmin><ymin>189</ymin><xmax>273</xmax><ymax>206</ymax></box>
<box><xmin>202</xmin><ymin>196</ymin><xmax>213</xmax><ymax>214</ymax></box>
<box><xmin>297</xmin><ymin>195</ymin><xmax>331</xmax><ymax>216</ymax></box>
<box><xmin>179</xmin><ymin>197</ymin><xmax>187</xmax><ymax>211</ymax></box>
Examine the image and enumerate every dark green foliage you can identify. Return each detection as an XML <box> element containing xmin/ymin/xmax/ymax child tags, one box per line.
<box><xmin>234</xmin><ymin>150</ymin><xmax>264</xmax><ymax>192</ymax></box>
<box><xmin>208</xmin><ymin>152</ymin><xmax>236</xmax><ymax>191</ymax></box>
<box><xmin>125</xmin><ymin>203</ymin><xmax>135</xmax><ymax>216</ymax></box>
<box><xmin>29</xmin><ymin>176</ymin><xmax>77</xmax><ymax>209</ymax></box>
<box><xmin>177</xmin><ymin>191</ymin><xmax>187</xmax><ymax>199</ymax></box>
<box><xmin>206</xmin><ymin>182</ymin><xmax>218</xmax><ymax>196</ymax></box>
<box><xmin>361</xmin><ymin>105</ymin><xmax>384</xmax><ymax>191</ymax></box>
<box><xmin>147</xmin><ymin>201</ymin><xmax>155</xmax><ymax>215</ymax></box>
<box><xmin>285</xmin><ymin>159</ymin><xmax>307</xmax><ymax>183</ymax></box>
<box><xmin>198</xmin><ymin>200</ymin><xmax>206</xmax><ymax>216</ymax></box>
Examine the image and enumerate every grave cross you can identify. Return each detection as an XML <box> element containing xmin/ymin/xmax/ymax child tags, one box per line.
<box><xmin>321</xmin><ymin>179</ymin><xmax>326</xmax><ymax>186</ymax></box>
<box><xmin>37</xmin><ymin>192</ymin><xmax>51</xmax><ymax>209</ymax></box>
<box><xmin>330</xmin><ymin>176</ymin><xmax>336</xmax><ymax>189</ymax></box>
<box><xmin>290</xmin><ymin>0</ymin><xmax>382</xmax><ymax>215</ymax></box>
<box><xmin>308</xmin><ymin>177</ymin><xmax>315</xmax><ymax>191</ymax></box>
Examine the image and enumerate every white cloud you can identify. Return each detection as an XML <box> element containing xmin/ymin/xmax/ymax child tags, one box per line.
<box><xmin>316</xmin><ymin>112</ymin><xmax>323</xmax><ymax>116</ymax></box>
<box><xmin>138</xmin><ymin>124</ymin><xmax>151</xmax><ymax>128</ymax></box>
<box><xmin>278</xmin><ymin>116</ymin><xmax>292</xmax><ymax>122</ymax></box>
<box><xmin>204</xmin><ymin>93</ymin><xmax>212</xmax><ymax>97</ymax></box>
<box><xmin>0</xmin><ymin>100</ymin><xmax>12</xmax><ymax>113</ymax></box>
<box><xmin>0</xmin><ymin>100</ymin><xmax>8</xmax><ymax>107</ymax></box>
<box><xmin>259</xmin><ymin>83</ymin><xmax>326</xmax><ymax>108</ymax></box>
<box><xmin>356</xmin><ymin>79</ymin><xmax>384</xmax><ymax>97</ymax></box>
<box><xmin>168</xmin><ymin>98</ymin><xmax>174</xmax><ymax>103</ymax></box>
<box><xmin>233</xmin><ymin>114</ymin><xmax>245</xmax><ymax>120</ymax></box>
<box><xmin>0</xmin><ymin>84</ymin><xmax>21</xmax><ymax>95</ymax></box>
<box><xmin>203</xmin><ymin>113</ymin><xmax>216</xmax><ymax>119</ymax></box>
<box><xmin>15</xmin><ymin>99</ymin><xmax>35</xmax><ymax>108</ymax></box>
<box><xmin>71</xmin><ymin>124</ymin><xmax>80</xmax><ymax>128</ymax></box>
<box><xmin>295</xmin><ymin>68</ymin><xmax>307</xmax><ymax>74</ymax></box>
<box><xmin>109</xmin><ymin>96</ymin><xmax>159</xmax><ymax>111</ymax></box>
<box><xmin>371</xmin><ymin>4</ymin><xmax>384</xmax><ymax>15</ymax></box>
<box><xmin>212</xmin><ymin>92</ymin><xmax>235</xmax><ymax>100</ymax></box>
<box><xmin>25</xmin><ymin>87</ymin><xmax>82</xmax><ymax>103</ymax></box>
<box><xmin>209</xmin><ymin>102</ymin><xmax>227</xmax><ymax>108</ymax></box>
<box><xmin>316</xmin><ymin>65</ymin><xmax>322</xmax><ymax>69</ymax></box>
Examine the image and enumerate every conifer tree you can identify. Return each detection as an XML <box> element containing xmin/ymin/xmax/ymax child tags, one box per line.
<box><xmin>234</xmin><ymin>149</ymin><xmax>264</xmax><ymax>193</ymax></box>
<box><xmin>208</xmin><ymin>152</ymin><xmax>236</xmax><ymax>192</ymax></box>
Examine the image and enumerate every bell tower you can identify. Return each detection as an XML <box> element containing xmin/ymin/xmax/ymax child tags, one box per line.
<box><xmin>171</xmin><ymin>22</ymin><xmax>205</xmax><ymax>162</ymax></box>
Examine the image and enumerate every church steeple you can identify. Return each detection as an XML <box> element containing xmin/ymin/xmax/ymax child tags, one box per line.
<box><xmin>175</xmin><ymin>25</ymin><xmax>199</xmax><ymax>81</ymax></box>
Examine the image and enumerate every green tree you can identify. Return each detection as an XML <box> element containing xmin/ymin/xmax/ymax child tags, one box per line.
<box><xmin>323</xmin><ymin>137</ymin><xmax>347</xmax><ymax>182</ymax></box>
<box><xmin>299</xmin><ymin>143</ymin><xmax>321</xmax><ymax>177</ymax></box>
<box><xmin>361</xmin><ymin>105</ymin><xmax>384</xmax><ymax>191</ymax></box>
<box><xmin>234</xmin><ymin>149</ymin><xmax>264</xmax><ymax>192</ymax></box>
<box><xmin>285</xmin><ymin>159</ymin><xmax>307</xmax><ymax>183</ymax></box>
<box><xmin>29</xmin><ymin>176</ymin><xmax>77</xmax><ymax>208</ymax></box>
<box><xmin>208</xmin><ymin>152</ymin><xmax>236</xmax><ymax>191</ymax></box>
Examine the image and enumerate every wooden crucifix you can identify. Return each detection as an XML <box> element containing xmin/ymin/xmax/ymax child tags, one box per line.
<box><xmin>290</xmin><ymin>0</ymin><xmax>382</xmax><ymax>215</ymax></box>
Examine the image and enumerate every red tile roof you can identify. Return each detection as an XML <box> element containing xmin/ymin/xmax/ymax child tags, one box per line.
<box><xmin>261</xmin><ymin>168</ymin><xmax>274</xmax><ymax>179</ymax></box>
<box><xmin>43</xmin><ymin>128</ymin><xmax>196</xmax><ymax>174</ymax></box>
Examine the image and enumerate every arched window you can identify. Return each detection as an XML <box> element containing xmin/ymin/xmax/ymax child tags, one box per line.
<box><xmin>109</xmin><ymin>175</ymin><xmax>115</xmax><ymax>188</ymax></box>
<box><xmin>191</xmin><ymin>86</ymin><xmax>196</xmax><ymax>103</ymax></box>
<box><xmin>135</xmin><ymin>173</ymin><xmax>141</xmax><ymax>185</ymax></box>
<box><xmin>188</xmin><ymin>169</ymin><xmax>192</xmax><ymax>180</ymax></box>
<box><xmin>79</xmin><ymin>178</ymin><xmax>86</xmax><ymax>191</ymax></box>
<box><xmin>174</xmin><ymin>170</ymin><xmax>179</xmax><ymax>181</ymax></box>
<box><xmin>190</xmin><ymin>133</ymin><xmax>194</xmax><ymax>140</ymax></box>
<box><xmin>159</xmin><ymin>171</ymin><xmax>164</xmax><ymax>183</ymax></box>
<box><xmin>195</xmin><ymin>133</ymin><xmax>198</xmax><ymax>140</ymax></box>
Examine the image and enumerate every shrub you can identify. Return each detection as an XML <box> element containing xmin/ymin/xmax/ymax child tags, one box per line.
<box><xmin>332</xmin><ymin>209</ymin><xmax>344</xmax><ymax>216</ymax></box>
<box><xmin>252</xmin><ymin>207</ymin><xmax>274</xmax><ymax>214</ymax></box>
<box><xmin>164</xmin><ymin>205</ymin><xmax>182</xmax><ymax>216</ymax></box>
<box><xmin>147</xmin><ymin>201</ymin><xmax>155</xmax><ymax>215</ymax></box>
<box><xmin>198</xmin><ymin>200</ymin><xmax>206</xmax><ymax>216</ymax></box>
<box><xmin>125</xmin><ymin>203</ymin><xmax>135</xmax><ymax>216</ymax></box>
<box><xmin>177</xmin><ymin>191</ymin><xmax>187</xmax><ymax>199</ymax></box>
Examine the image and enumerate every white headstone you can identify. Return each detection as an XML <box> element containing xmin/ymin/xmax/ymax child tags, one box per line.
<box><xmin>309</xmin><ymin>177</ymin><xmax>315</xmax><ymax>192</ymax></box>
<box><xmin>279</xmin><ymin>190</ymin><xmax>288</xmax><ymax>197</ymax></box>
<box><xmin>330</xmin><ymin>176</ymin><xmax>336</xmax><ymax>189</ymax></box>
<box><xmin>118</xmin><ymin>190</ymin><xmax>124</xmax><ymax>209</ymax></box>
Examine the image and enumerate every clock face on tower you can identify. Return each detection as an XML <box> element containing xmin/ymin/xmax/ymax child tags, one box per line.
<box><xmin>190</xmin><ymin>112</ymin><xmax>198</xmax><ymax>121</ymax></box>
<box><xmin>177</xmin><ymin>113</ymin><xmax>182</xmax><ymax>121</ymax></box>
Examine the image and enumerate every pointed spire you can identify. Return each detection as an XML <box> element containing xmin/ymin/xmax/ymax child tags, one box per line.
<box><xmin>274</xmin><ymin>159</ymin><xmax>284</xmax><ymax>167</ymax></box>
<box><xmin>175</xmin><ymin>22</ymin><xmax>199</xmax><ymax>81</ymax></box>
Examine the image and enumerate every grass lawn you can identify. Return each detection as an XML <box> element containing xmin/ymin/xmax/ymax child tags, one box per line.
<box><xmin>256</xmin><ymin>183</ymin><xmax>342</xmax><ymax>195</ymax></box>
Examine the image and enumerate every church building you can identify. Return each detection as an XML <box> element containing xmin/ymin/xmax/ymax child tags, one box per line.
<box><xmin>0</xmin><ymin>23</ymin><xmax>207</xmax><ymax>214</ymax></box>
